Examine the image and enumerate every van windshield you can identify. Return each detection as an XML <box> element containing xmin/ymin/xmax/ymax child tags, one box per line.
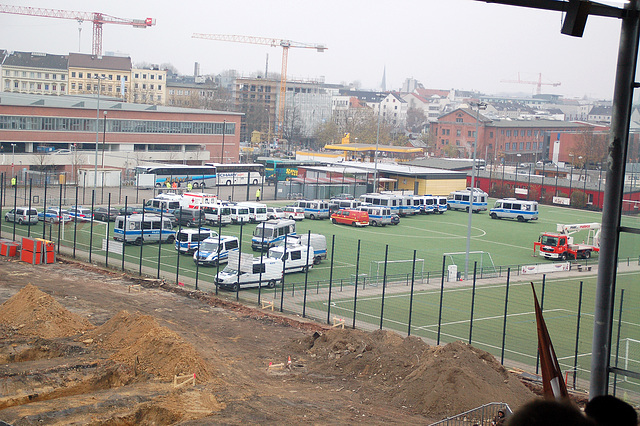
<box><xmin>270</xmin><ymin>251</ymin><xmax>283</xmax><ymax>260</ymax></box>
<box><xmin>254</xmin><ymin>228</ymin><xmax>274</xmax><ymax>238</ymax></box>
<box><xmin>200</xmin><ymin>241</ymin><xmax>218</xmax><ymax>252</ymax></box>
<box><xmin>222</xmin><ymin>266</ymin><xmax>238</xmax><ymax>275</ymax></box>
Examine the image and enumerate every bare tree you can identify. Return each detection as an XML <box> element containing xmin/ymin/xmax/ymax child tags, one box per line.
<box><xmin>574</xmin><ymin>127</ymin><xmax>608</xmax><ymax>167</ymax></box>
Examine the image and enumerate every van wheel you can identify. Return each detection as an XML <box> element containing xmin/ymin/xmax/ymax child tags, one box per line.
<box><xmin>561</xmin><ymin>252</ymin><xmax>568</xmax><ymax>261</ymax></box>
<box><xmin>212</xmin><ymin>259</ymin><xmax>219</xmax><ymax>266</ymax></box>
<box><xmin>134</xmin><ymin>237</ymin><xmax>142</xmax><ymax>245</ymax></box>
<box><xmin>252</xmin><ymin>179</ymin><xmax>258</xmax><ymax>185</ymax></box>
<box><xmin>309</xmin><ymin>214</ymin><xmax>315</xmax><ymax>220</ymax></box>
<box><xmin>490</xmin><ymin>213</ymin><xmax>498</xmax><ymax>220</ymax></box>
<box><xmin>155</xmin><ymin>183</ymin><xmax>162</xmax><ymax>188</ymax></box>
<box><xmin>331</xmin><ymin>218</ymin><xmax>337</xmax><ymax>224</ymax></box>
<box><xmin>200</xmin><ymin>182</ymin><xmax>206</xmax><ymax>189</ymax></box>
<box><xmin>351</xmin><ymin>222</ymin><xmax>356</xmax><ymax>227</ymax></box>
<box><xmin>18</xmin><ymin>218</ymin><xmax>23</xmax><ymax>225</ymax></box>
<box><xmin>313</xmin><ymin>257</ymin><xmax>321</xmax><ymax>265</ymax></box>
<box><xmin>267</xmin><ymin>280</ymin><xmax>276</xmax><ymax>289</ymax></box>
<box><xmin>226</xmin><ymin>180</ymin><xmax>232</xmax><ymax>186</ymax></box>
<box><xmin>371</xmin><ymin>220</ymin><xmax>378</xmax><ymax>227</ymax></box>
<box><xmin>192</xmin><ymin>182</ymin><xmax>199</xmax><ymax>189</ymax></box>
<box><xmin>187</xmin><ymin>220</ymin><xmax>194</xmax><ymax>227</ymax></box>
<box><xmin>231</xmin><ymin>283</ymin><xmax>239</xmax><ymax>292</ymax></box>
<box><xmin>517</xmin><ymin>216</ymin><xmax>525</xmax><ymax>222</ymax></box>
<box><xmin>584</xmin><ymin>250</ymin><xmax>591</xmax><ymax>259</ymax></box>
<box><xmin>166</xmin><ymin>235</ymin><xmax>175</xmax><ymax>244</ymax></box>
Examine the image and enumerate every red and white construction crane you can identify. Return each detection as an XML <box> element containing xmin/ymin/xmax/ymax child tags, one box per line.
<box><xmin>501</xmin><ymin>72</ymin><xmax>561</xmax><ymax>95</ymax></box>
<box><xmin>0</xmin><ymin>4</ymin><xmax>155</xmax><ymax>56</ymax></box>
<box><xmin>192</xmin><ymin>33</ymin><xmax>327</xmax><ymax>140</ymax></box>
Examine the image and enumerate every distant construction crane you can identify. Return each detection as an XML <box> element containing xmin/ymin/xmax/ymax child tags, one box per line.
<box><xmin>500</xmin><ymin>72</ymin><xmax>561</xmax><ymax>95</ymax></box>
<box><xmin>0</xmin><ymin>4</ymin><xmax>155</xmax><ymax>56</ymax></box>
<box><xmin>192</xmin><ymin>33</ymin><xmax>327</xmax><ymax>140</ymax></box>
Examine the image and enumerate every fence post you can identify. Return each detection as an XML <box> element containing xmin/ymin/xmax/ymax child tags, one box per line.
<box><xmin>302</xmin><ymin>230</ymin><xmax>311</xmax><ymax>318</ymax></box>
<box><xmin>57</xmin><ymin>183</ymin><xmax>63</xmax><ymax>254</ymax></box>
<box><xmin>174</xmin><ymin>206</ymin><xmax>181</xmax><ymax>283</ymax></box>
<box><xmin>27</xmin><ymin>179</ymin><xmax>33</xmax><ymax>239</ymax></box>
<box><xmin>613</xmin><ymin>289</ymin><xmax>626</xmax><ymax>396</ymax></box>
<box><xmin>42</xmin><ymin>180</ymin><xmax>47</xmax><ymax>239</ymax></box>
<box><xmin>156</xmin><ymin>208</ymin><xmax>164</xmax><ymax>279</ymax></box>
<box><xmin>572</xmin><ymin>281</ymin><xmax>584</xmax><ymax>390</ymax></box>
<box><xmin>327</xmin><ymin>235</ymin><xmax>335</xmax><ymax>325</ymax></box>
<box><xmin>352</xmin><ymin>239</ymin><xmax>361</xmax><ymax>329</ymax></box>
<box><xmin>407</xmin><ymin>250</ymin><xmax>417</xmax><ymax>336</ymax></box>
<box><xmin>140</xmin><ymin>202</ymin><xmax>146</xmax><ymax>276</ymax></box>
<box><xmin>215</xmin><ymin>210</ymin><xmax>223</xmax><ymax>296</ymax></box>
<box><xmin>279</xmin><ymin>232</ymin><xmax>288</xmax><ymax>312</ymax></box>
<box><xmin>121</xmin><ymin>196</ymin><xmax>127</xmax><ymax>271</ymax></box>
<box><xmin>500</xmin><ymin>268</ymin><xmax>511</xmax><ymax>365</ymax></box>
<box><xmin>73</xmin><ymin>185</ymin><xmax>78</xmax><ymax>257</ymax></box>
<box><xmin>437</xmin><ymin>255</ymin><xmax>446</xmax><ymax>345</ymax></box>
<box><xmin>237</xmin><ymin>219</ymin><xmax>244</xmax><ymax>301</ymax></box>
<box><xmin>379</xmin><ymin>244</ymin><xmax>389</xmax><ymax>330</ymax></box>
<box><xmin>89</xmin><ymin>190</ymin><xmax>95</xmax><ymax>263</ymax></box>
<box><xmin>195</xmin><ymin>210</ymin><xmax>203</xmax><ymax>291</ymax></box>
<box><xmin>106</xmin><ymin>193</ymin><xmax>111</xmax><ymax>267</ymax></box>
<box><xmin>11</xmin><ymin>181</ymin><xmax>18</xmax><ymax>242</ymax></box>
<box><xmin>258</xmin><ymin>221</ymin><xmax>266</xmax><ymax>306</ymax></box>
<box><xmin>0</xmin><ymin>173</ymin><xmax>3</xmax><ymax>239</ymax></box>
<box><xmin>469</xmin><ymin>261</ymin><xmax>477</xmax><ymax>344</ymax></box>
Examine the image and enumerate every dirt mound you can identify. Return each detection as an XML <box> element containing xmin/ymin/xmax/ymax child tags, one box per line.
<box><xmin>86</xmin><ymin>310</ymin><xmax>213</xmax><ymax>382</ymax></box>
<box><xmin>83</xmin><ymin>310</ymin><xmax>162</xmax><ymax>350</ymax></box>
<box><xmin>0</xmin><ymin>284</ymin><xmax>94</xmax><ymax>338</ymax></box>
<box><xmin>299</xmin><ymin>329</ymin><xmax>535</xmax><ymax>417</ymax></box>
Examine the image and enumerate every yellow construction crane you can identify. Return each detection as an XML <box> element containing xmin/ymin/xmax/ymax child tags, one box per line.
<box><xmin>192</xmin><ymin>33</ymin><xmax>327</xmax><ymax>140</ymax></box>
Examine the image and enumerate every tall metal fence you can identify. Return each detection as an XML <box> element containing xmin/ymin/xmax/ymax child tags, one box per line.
<box><xmin>2</xmin><ymin>177</ymin><xmax>640</xmax><ymax>404</ymax></box>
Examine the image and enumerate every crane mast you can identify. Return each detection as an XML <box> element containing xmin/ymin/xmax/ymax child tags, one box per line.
<box><xmin>0</xmin><ymin>4</ymin><xmax>155</xmax><ymax>56</ymax></box>
<box><xmin>192</xmin><ymin>33</ymin><xmax>326</xmax><ymax>141</ymax></box>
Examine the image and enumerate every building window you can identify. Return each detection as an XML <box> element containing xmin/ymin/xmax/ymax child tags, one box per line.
<box><xmin>150</xmin><ymin>74</ymin><xmax>155</xmax><ymax>80</ymax></box>
<box><xmin>468</xmin><ymin>131</ymin><xmax>472</xmax><ymax>137</ymax></box>
<box><xmin>52</xmin><ymin>84</ymin><xmax>57</xmax><ymax>91</ymax></box>
<box><xmin>505</xmin><ymin>142</ymin><xmax>510</xmax><ymax>150</ymax></box>
<box><xmin>506</xmin><ymin>130</ymin><xmax>511</xmax><ymax>137</ymax></box>
<box><xmin>489</xmin><ymin>131</ymin><xmax>494</xmax><ymax>138</ymax></box>
<box><xmin>158</xmin><ymin>75</ymin><xmax>162</xmax><ymax>80</ymax></box>
<box><xmin>158</xmin><ymin>85</ymin><xmax>162</xmax><ymax>90</ymax></box>
<box><xmin>21</xmin><ymin>82</ymin><xmax>27</xmax><ymax>90</ymax></box>
<box><xmin>52</xmin><ymin>74</ymin><xmax>57</xmax><ymax>80</ymax></box>
<box><xmin>455</xmin><ymin>118</ymin><xmax>463</xmax><ymax>123</ymax></box>
<box><xmin>150</xmin><ymin>84</ymin><xmax>154</xmax><ymax>90</ymax></box>
<box><xmin>61</xmin><ymin>75</ymin><xmax>65</xmax><ymax>80</ymax></box>
<box><xmin>37</xmin><ymin>83</ymin><xmax>41</xmax><ymax>89</ymax></box>
<box><xmin>143</xmin><ymin>74</ymin><xmax>147</xmax><ymax>79</ymax></box>
<box><xmin>526</xmin><ymin>141</ymin><xmax>531</xmax><ymax>150</ymax></box>
<box><xmin>519</xmin><ymin>142</ymin><xmax>524</xmax><ymax>150</ymax></box>
<box><xmin>44</xmin><ymin>73</ymin><xmax>49</xmax><ymax>79</ymax></box>
<box><xmin>79</xmin><ymin>72</ymin><xmax>83</xmax><ymax>78</ymax></box>
<box><xmin>527</xmin><ymin>130</ymin><xmax>532</xmax><ymax>136</ymax></box>
<box><xmin>78</xmin><ymin>83</ymin><xmax>83</xmax><ymax>90</ymax></box>
<box><xmin>521</xmin><ymin>130</ymin><xmax>525</xmax><ymax>136</ymax></box>
<box><xmin>456</xmin><ymin>129</ymin><xmax>461</xmax><ymax>136</ymax></box>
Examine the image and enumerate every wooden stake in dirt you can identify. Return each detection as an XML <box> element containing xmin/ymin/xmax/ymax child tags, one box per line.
<box><xmin>332</xmin><ymin>317</ymin><xmax>345</xmax><ymax>329</ymax></box>
<box><xmin>173</xmin><ymin>373</ymin><xmax>196</xmax><ymax>388</ymax></box>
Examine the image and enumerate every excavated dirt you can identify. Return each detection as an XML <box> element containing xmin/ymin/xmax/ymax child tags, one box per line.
<box><xmin>0</xmin><ymin>257</ymin><xmax>543</xmax><ymax>424</ymax></box>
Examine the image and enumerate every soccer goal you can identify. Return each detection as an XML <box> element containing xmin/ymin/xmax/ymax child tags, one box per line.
<box><xmin>617</xmin><ymin>338</ymin><xmax>640</xmax><ymax>389</ymax></box>
<box><xmin>368</xmin><ymin>258</ymin><xmax>425</xmax><ymax>287</ymax></box>
<box><xmin>443</xmin><ymin>251</ymin><xmax>498</xmax><ymax>279</ymax></box>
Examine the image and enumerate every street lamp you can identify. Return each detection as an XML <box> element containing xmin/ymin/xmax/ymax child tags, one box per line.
<box><xmin>94</xmin><ymin>75</ymin><xmax>105</xmax><ymax>192</ymax></box>
<box><xmin>464</xmin><ymin>101</ymin><xmax>487</xmax><ymax>280</ymax></box>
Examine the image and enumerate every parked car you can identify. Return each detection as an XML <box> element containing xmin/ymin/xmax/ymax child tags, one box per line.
<box><xmin>68</xmin><ymin>206</ymin><xmax>93</xmax><ymax>221</ymax></box>
<box><xmin>390</xmin><ymin>214</ymin><xmax>400</xmax><ymax>225</ymax></box>
<box><xmin>266</xmin><ymin>207</ymin><xmax>285</xmax><ymax>220</ymax></box>
<box><xmin>92</xmin><ymin>207</ymin><xmax>118</xmax><ymax>222</ymax></box>
<box><xmin>38</xmin><ymin>208</ymin><xmax>71</xmax><ymax>223</ymax></box>
<box><xmin>330</xmin><ymin>209</ymin><xmax>369</xmax><ymax>227</ymax></box>
<box><xmin>5</xmin><ymin>207</ymin><xmax>38</xmax><ymax>225</ymax></box>
<box><xmin>283</xmin><ymin>206</ymin><xmax>305</xmax><ymax>221</ymax></box>
<box><xmin>119</xmin><ymin>206</ymin><xmax>143</xmax><ymax>216</ymax></box>
<box><xmin>173</xmin><ymin>208</ymin><xmax>206</xmax><ymax>227</ymax></box>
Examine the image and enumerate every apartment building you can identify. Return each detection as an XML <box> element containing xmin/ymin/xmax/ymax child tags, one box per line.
<box><xmin>1</xmin><ymin>51</ymin><xmax>68</xmax><ymax>96</ymax></box>
<box><xmin>68</xmin><ymin>53</ymin><xmax>132</xmax><ymax>100</ymax></box>
<box><xmin>131</xmin><ymin>66</ymin><xmax>167</xmax><ymax>105</ymax></box>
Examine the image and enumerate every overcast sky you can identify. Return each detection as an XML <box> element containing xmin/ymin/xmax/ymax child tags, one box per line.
<box><xmin>0</xmin><ymin>0</ymin><xmax>629</xmax><ymax>100</ymax></box>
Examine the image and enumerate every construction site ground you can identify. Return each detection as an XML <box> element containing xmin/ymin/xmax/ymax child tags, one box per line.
<box><xmin>0</xmin><ymin>256</ymin><xmax>552</xmax><ymax>425</ymax></box>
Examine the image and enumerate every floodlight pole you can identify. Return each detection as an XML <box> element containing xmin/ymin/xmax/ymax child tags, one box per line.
<box><xmin>464</xmin><ymin>102</ymin><xmax>485</xmax><ymax>280</ymax></box>
<box><xmin>373</xmin><ymin>94</ymin><xmax>382</xmax><ymax>192</ymax></box>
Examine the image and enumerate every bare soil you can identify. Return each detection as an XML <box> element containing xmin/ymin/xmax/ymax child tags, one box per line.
<box><xmin>0</xmin><ymin>256</ymin><xmax>541</xmax><ymax>425</ymax></box>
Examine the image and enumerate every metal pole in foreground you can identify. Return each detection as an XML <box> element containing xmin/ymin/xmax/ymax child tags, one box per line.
<box><xmin>592</xmin><ymin>0</ymin><xmax>640</xmax><ymax>397</ymax></box>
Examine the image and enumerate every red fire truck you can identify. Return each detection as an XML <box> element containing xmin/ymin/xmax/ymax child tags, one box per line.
<box><xmin>533</xmin><ymin>223</ymin><xmax>601</xmax><ymax>260</ymax></box>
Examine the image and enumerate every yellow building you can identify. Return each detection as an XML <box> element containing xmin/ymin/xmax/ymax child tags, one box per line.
<box><xmin>132</xmin><ymin>66</ymin><xmax>167</xmax><ymax>105</ymax></box>
<box><xmin>68</xmin><ymin>53</ymin><xmax>132</xmax><ymax>101</ymax></box>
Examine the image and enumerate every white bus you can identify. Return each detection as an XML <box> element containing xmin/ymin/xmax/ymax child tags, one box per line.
<box><xmin>447</xmin><ymin>188</ymin><xmax>488</xmax><ymax>213</ymax></box>
<box><xmin>136</xmin><ymin>164</ymin><xmax>217</xmax><ymax>189</ymax></box>
<box><xmin>490</xmin><ymin>198</ymin><xmax>539</xmax><ymax>222</ymax></box>
<box><xmin>205</xmin><ymin>163</ymin><xmax>263</xmax><ymax>186</ymax></box>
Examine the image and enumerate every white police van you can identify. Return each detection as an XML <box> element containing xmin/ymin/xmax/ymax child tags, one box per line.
<box><xmin>268</xmin><ymin>243</ymin><xmax>315</xmax><ymax>274</ymax></box>
<box><xmin>490</xmin><ymin>199</ymin><xmax>539</xmax><ymax>222</ymax></box>
<box><xmin>175</xmin><ymin>227</ymin><xmax>218</xmax><ymax>254</ymax></box>
<box><xmin>358</xmin><ymin>205</ymin><xmax>392</xmax><ymax>226</ymax></box>
<box><xmin>193</xmin><ymin>235</ymin><xmax>239</xmax><ymax>266</ymax></box>
<box><xmin>113</xmin><ymin>214</ymin><xmax>174</xmax><ymax>244</ymax></box>
<box><xmin>292</xmin><ymin>200</ymin><xmax>330</xmax><ymax>220</ymax></box>
<box><xmin>447</xmin><ymin>188</ymin><xmax>488</xmax><ymax>213</ymax></box>
<box><xmin>215</xmin><ymin>257</ymin><xmax>283</xmax><ymax>291</ymax></box>
<box><xmin>251</xmin><ymin>219</ymin><xmax>296</xmax><ymax>251</ymax></box>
